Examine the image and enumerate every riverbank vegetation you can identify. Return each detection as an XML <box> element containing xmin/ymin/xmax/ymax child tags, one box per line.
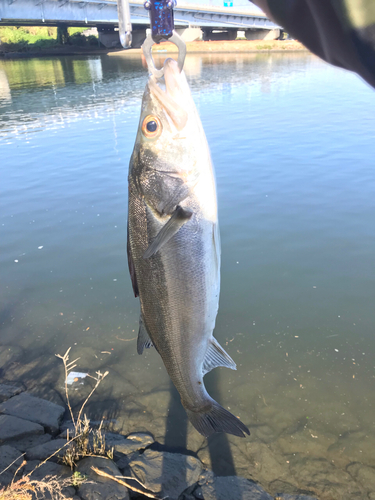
<box><xmin>0</xmin><ymin>26</ymin><xmax>98</xmax><ymax>53</ymax></box>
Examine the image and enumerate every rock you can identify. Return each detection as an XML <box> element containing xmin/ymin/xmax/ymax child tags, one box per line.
<box><xmin>106</xmin><ymin>431</ymin><xmax>154</xmax><ymax>455</ymax></box>
<box><xmin>0</xmin><ymin>445</ymin><xmax>24</xmax><ymax>487</ymax></box>
<box><xmin>128</xmin><ymin>449</ymin><xmax>203</xmax><ymax>500</ymax></box>
<box><xmin>179</xmin><ymin>483</ymin><xmax>204</xmax><ymax>500</ymax></box>
<box><xmin>114</xmin><ymin>451</ymin><xmax>140</xmax><ymax>473</ymax></box>
<box><xmin>25</xmin><ymin>438</ymin><xmax>68</xmax><ymax>461</ymax></box>
<box><xmin>328</xmin><ymin>430</ymin><xmax>375</xmax><ymax>465</ymax></box>
<box><xmin>288</xmin><ymin>456</ymin><xmax>364</xmax><ymax>499</ymax></box>
<box><xmin>0</xmin><ymin>392</ymin><xmax>65</xmax><ymax>434</ymax></box>
<box><xmin>76</xmin><ymin>456</ymin><xmax>130</xmax><ymax>500</ymax></box>
<box><xmin>346</xmin><ymin>462</ymin><xmax>375</xmax><ymax>495</ymax></box>
<box><xmin>199</xmin><ymin>471</ymin><xmax>273</xmax><ymax>500</ymax></box>
<box><xmin>62</xmin><ymin>487</ymin><xmax>77</xmax><ymax>499</ymax></box>
<box><xmin>0</xmin><ymin>414</ymin><xmax>44</xmax><ymax>443</ymax></box>
<box><xmin>23</xmin><ymin>460</ymin><xmax>71</xmax><ymax>480</ymax></box>
<box><xmin>0</xmin><ymin>384</ymin><xmax>23</xmax><ymax>403</ymax></box>
<box><xmin>11</xmin><ymin>433</ymin><xmax>52</xmax><ymax>452</ymax></box>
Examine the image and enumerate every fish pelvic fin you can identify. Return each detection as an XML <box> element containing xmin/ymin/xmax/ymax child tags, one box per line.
<box><xmin>137</xmin><ymin>315</ymin><xmax>154</xmax><ymax>355</ymax></box>
<box><xmin>143</xmin><ymin>205</ymin><xmax>193</xmax><ymax>259</ymax></box>
<box><xmin>183</xmin><ymin>398</ymin><xmax>250</xmax><ymax>438</ymax></box>
<box><xmin>202</xmin><ymin>337</ymin><xmax>236</xmax><ymax>376</ymax></box>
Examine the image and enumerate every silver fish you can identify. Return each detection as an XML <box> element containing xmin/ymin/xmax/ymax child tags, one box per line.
<box><xmin>127</xmin><ymin>58</ymin><xmax>249</xmax><ymax>438</ymax></box>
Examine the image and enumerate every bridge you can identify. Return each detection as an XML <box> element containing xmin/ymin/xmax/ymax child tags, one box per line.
<box><xmin>0</xmin><ymin>0</ymin><xmax>281</xmax><ymax>47</ymax></box>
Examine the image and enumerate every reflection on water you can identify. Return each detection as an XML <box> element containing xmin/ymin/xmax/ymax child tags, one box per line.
<box><xmin>0</xmin><ymin>70</ymin><xmax>11</xmax><ymax>103</ymax></box>
<box><xmin>1</xmin><ymin>51</ymin><xmax>375</xmax><ymax>499</ymax></box>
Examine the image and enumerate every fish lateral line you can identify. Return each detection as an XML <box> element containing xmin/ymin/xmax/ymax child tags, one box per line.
<box><xmin>143</xmin><ymin>205</ymin><xmax>193</xmax><ymax>259</ymax></box>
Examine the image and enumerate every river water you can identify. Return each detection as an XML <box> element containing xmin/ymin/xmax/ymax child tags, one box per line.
<box><xmin>1</xmin><ymin>51</ymin><xmax>375</xmax><ymax>499</ymax></box>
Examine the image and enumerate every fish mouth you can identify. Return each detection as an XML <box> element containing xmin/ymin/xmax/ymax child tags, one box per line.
<box><xmin>148</xmin><ymin>58</ymin><xmax>188</xmax><ymax>131</ymax></box>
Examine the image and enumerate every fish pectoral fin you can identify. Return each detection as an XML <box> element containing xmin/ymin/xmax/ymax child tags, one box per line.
<box><xmin>143</xmin><ymin>205</ymin><xmax>193</xmax><ymax>259</ymax></box>
<box><xmin>137</xmin><ymin>315</ymin><xmax>154</xmax><ymax>355</ymax></box>
<box><xmin>202</xmin><ymin>337</ymin><xmax>237</xmax><ymax>376</ymax></box>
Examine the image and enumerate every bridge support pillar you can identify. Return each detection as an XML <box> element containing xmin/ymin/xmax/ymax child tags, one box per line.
<box><xmin>131</xmin><ymin>29</ymin><xmax>147</xmax><ymax>48</ymax></box>
<box><xmin>245</xmin><ymin>29</ymin><xmax>281</xmax><ymax>40</ymax></box>
<box><xmin>202</xmin><ymin>29</ymin><xmax>237</xmax><ymax>41</ymax></box>
<box><xmin>175</xmin><ymin>27</ymin><xmax>202</xmax><ymax>42</ymax></box>
<box><xmin>57</xmin><ymin>25</ymin><xmax>69</xmax><ymax>45</ymax></box>
<box><xmin>97</xmin><ymin>27</ymin><xmax>146</xmax><ymax>49</ymax></box>
<box><xmin>98</xmin><ymin>26</ymin><xmax>120</xmax><ymax>48</ymax></box>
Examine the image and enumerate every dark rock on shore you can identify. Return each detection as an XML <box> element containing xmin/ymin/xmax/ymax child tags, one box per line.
<box><xmin>0</xmin><ymin>383</ymin><xmax>23</xmax><ymax>403</ymax></box>
<box><xmin>76</xmin><ymin>456</ymin><xmax>130</xmax><ymax>500</ymax></box>
<box><xmin>10</xmin><ymin>432</ymin><xmax>52</xmax><ymax>452</ymax></box>
<box><xmin>107</xmin><ymin>431</ymin><xmax>155</xmax><ymax>455</ymax></box>
<box><xmin>199</xmin><ymin>471</ymin><xmax>273</xmax><ymax>500</ymax></box>
<box><xmin>0</xmin><ymin>445</ymin><xmax>24</xmax><ymax>486</ymax></box>
<box><xmin>128</xmin><ymin>449</ymin><xmax>203</xmax><ymax>499</ymax></box>
<box><xmin>25</xmin><ymin>438</ymin><xmax>68</xmax><ymax>461</ymax></box>
<box><xmin>0</xmin><ymin>414</ymin><xmax>44</xmax><ymax>443</ymax></box>
<box><xmin>0</xmin><ymin>392</ymin><xmax>65</xmax><ymax>433</ymax></box>
<box><xmin>0</xmin><ymin>388</ymin><xmax>318</xmax><ymax>500</ymax></box>
<box><xmin>23</xmin><ymin>460</ymin><xmax>72</xmax><ymax>480</ymax></box>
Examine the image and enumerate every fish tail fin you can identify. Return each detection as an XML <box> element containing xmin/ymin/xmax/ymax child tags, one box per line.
<box><xmin>183</xmin><ymin>399</ymin><xmax>250</xmax><ymax>438</ymax></box>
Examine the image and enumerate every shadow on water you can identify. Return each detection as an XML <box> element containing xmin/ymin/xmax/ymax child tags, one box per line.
<box><xmin>205</xmin><ymin>369</ymin><xmax>236</xmax><ymax>477</ymax></box>
<box><xmin>0</xmin><ymin>300</ymin><xmax>65</xmax><ymax>406</ymax></box>
<box><xmin>160</xmin><ymin>370</ymin><xmax>241</xmax><ymax>499</ymax></box>
<box><xmin>164</xmin><ymin>380</ymin><xmax>188</xmax><ymax>451</ymax></box>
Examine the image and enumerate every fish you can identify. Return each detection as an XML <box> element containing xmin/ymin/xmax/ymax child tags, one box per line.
<box><xmin>127</xmin><ymin>58</ymin><xmax>249</xmax><ymax>438</ymax></box>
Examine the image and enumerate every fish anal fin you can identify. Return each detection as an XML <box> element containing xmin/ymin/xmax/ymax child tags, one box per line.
<box><xmin>202</xmin><ymin>337</ymin><xmax>236</xmax><ymax>376</ymax></box>
<box><xmin>143</xmin><ymin>205</ymin><xmax>193</xmax><ymax>259</ymax></box>
<box><xmin>137</xmin><ymin>315</ymin><xmax>154</xmax><ymax>355</ymax></box>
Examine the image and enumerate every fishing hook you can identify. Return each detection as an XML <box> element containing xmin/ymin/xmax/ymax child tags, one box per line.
<box><xmin>142</xmin><ymin>30</ymin><xmax>186</xmax><ymax>79</ymax></box>
<box><xmin>142</xmin><ymin>0</ymin><xmax>186</xmax><ymax>79</ymax></box>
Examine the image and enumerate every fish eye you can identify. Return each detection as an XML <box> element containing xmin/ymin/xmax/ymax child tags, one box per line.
<box><xmin>142</xmin><ymin>115</ymin><xmax>162</xmax><ymax>139</ymax></box>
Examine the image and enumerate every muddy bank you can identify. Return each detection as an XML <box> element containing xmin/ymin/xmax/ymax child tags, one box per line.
<box><xmin>0</xmin><ymin>45</ymin><xmax>117</xmax><ymax>59</ymax></box>
<box><xmin>0</xmin><ymin>39</ymin><xmax>306</xmax><ymax>60</ymax></box>
<box><xmin>151</xmin><ymin>39</ymin><xmax>306</xmax><ymax>54</ymax></box>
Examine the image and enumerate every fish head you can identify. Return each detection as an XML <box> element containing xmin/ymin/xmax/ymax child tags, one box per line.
<box><xmin>133</xmin><ymin>59</ymin><xmax>205</xmax><ymax>189</ymax></box>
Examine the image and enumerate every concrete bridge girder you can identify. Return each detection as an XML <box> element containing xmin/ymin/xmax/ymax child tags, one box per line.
<box><xmin>202</xmin><ymin>28</ymin><xmax>237</xmax><ymax>41</ymax></box>
<box><xmin>245</xmin><ymin>28</ymin><xmax>281</xmax><ymax>40</ymax></box>
<box><xmin>98</xmin><ymin>25</ymin><xmax>146</xmax><ymax>48</ymax></box>
<box><xmin>0</xmin><ymin>0</ymin><xmax>281</xmax><ymax>30</ymax></box>
<box><xmin>0</xmin><ymin>0</ymin><xmax>281</xmax><ymax>47</ymax></box>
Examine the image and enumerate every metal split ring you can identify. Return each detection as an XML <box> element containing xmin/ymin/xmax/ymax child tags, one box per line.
<box><xmin>142</xmin><ymin>30</ymin><xmax>186</xmax><ymax>79</ymax></box>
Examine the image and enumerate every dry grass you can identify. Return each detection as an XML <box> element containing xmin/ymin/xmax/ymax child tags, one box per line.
<box><xmin>92</xmin><ymin>467</ymin><xmax>163</xmax><ymax>499</ymax></box>
<box><xmin>0</xmin><ymin>347</ymin><xmax>156</xmax><ymax>499</ymax></box>
<box><xmin>0</xmin><ymin>471</ymin><xmax>72</xmax><ymax>500</ymax></box>
<box><xmin>0</xmin><ymin>347</ymin><xmax>110</xmax><ymax>498</ymax></box>
<box><xmin>55</xmin><ymin>348</ymin><xmax>111</xmax><ymax>468</ymax></box>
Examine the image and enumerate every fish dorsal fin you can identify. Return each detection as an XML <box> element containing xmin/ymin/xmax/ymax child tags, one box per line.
<box><xmin>202</xmin><ymin>337</ymin><xmax>237</xmax><ymax>376</ymax></box>
<box><xmin>143</xmin><ymin>205</ymin><xmax>193</xmax><ymax>259</ymax></box>
<box><xmin>137</xmin><ymin>315</ymin><xmax>154</xmax><ymax>355</ymax></box>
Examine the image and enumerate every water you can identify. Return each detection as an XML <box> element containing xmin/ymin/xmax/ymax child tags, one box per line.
<box><xmin>1</xmin><ymin>51</ymin><xmax>375</xmax><ymax>498</ymax></box>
